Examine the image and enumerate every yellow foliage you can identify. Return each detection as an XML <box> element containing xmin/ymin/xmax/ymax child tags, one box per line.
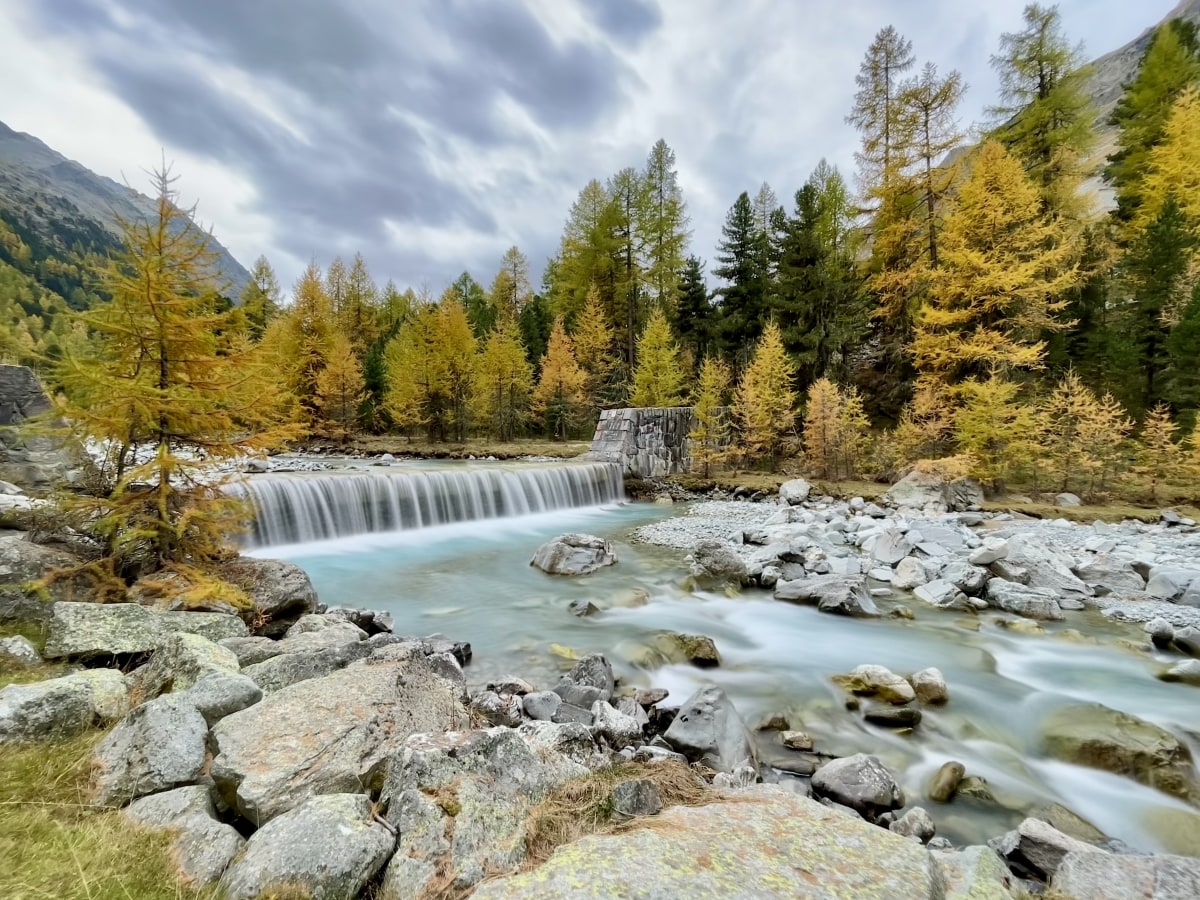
<box><xmin>532</xmin><ymin>319</ymin><xmax>587</xmax><ymax>440</ymax></box>
<box><xmin>688</xmin><ymin>356</ymin><xmax>731</xmax><ymax>477</ymax></box>
<box><xmin>908</xmin><ymin>455</ymin><xmax>976</xmax><ymax>480</ymax></box>
<box><xmin>473</xmin><ymin>318</ymin><xmax>532</xmax><ymax>441</ymax></box>
<box><xmin>881</xmin><ymin>379</ymin><xmax>955</xmax><ymax>475</ymax></box>
<box><xmin>1135</xmin><ymin>404</ymin><xmax>1186</xmax><ymax>505</ymax></box>
<box><xmin>952</xmin><ymin>375</ymin><xmax>1036</xmax><ymax>491</ymax></box>
<box><xmin>572</xmin><ymin>285</ymin><xmax>618</xmax><ymax>407</ymax></box>
<box><xmin>1036</xmin><ymin>372</ymin><xmax>1133</xmax><ymax>498</ymax></box>
<box><xmin>630</xmin><ymin>307</ymin><xmax>687</xmax><ymax>408</ymax></box>
<box><xmin>734</xmin><ymin>322</ymin><xmax>796</xmax><ymax>466</ymax></box>
<box><xmin>1138</xmin><ymin>87</ymin><xmax>1200</xmax><ymax>235</ymax></box>
<box><xmin>913</xmin><ymin>141</ymin><xmax>1076</xmax><ymax>381</ymax></box>
<box><xmin>314</xmin><ymin>332</ymin><xmax>366</xmax><ymax>442</ymax></box>
<box><xmin>802</xmin><ymin>377</ymin><xmax>870</xmax><ymax>481</ymax></box>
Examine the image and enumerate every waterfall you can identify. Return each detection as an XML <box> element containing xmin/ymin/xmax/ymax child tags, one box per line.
<box><xmin>230</xmin><ymin>461</ymin><xmax>625</xmax><ymax>548</ymax></box>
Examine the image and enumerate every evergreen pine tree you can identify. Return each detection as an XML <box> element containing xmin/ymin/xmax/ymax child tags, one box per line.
<box><xmin>713</xmin><ymin>192</ymin><xmax>769</xmax><ymax>365</ymax></box>
<box><xmin>240</xmin><ymin>255</ymin><xmax>282</xmax><ymax>340</ymax></box>
<box><xmin>672</xmin><ymin>255</ymin><xmax>712</xmax><ymax>362</ymax></box>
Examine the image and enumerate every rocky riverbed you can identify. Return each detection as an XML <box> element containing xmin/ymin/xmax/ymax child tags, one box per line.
<box><xmin>4</xmin><ymin>466</ymin><xmax>1200</xmax><ymax>897</ymax></box>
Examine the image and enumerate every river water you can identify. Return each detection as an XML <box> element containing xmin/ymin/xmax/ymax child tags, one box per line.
<box><xmin>247</xmin><ymin>486</ymin><xmax>1200</xmax><ymax>855</ymax></box>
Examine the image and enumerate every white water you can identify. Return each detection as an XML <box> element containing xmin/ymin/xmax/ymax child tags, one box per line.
<box><xmin>243</xmin><ymin>462</ymin><xmax>1200</xmax><ymax>854</ymax></box>
<box><xmin>231</xmin><ymin>460</ymin><xmax>623</xmax><ymax>548</ymax></box>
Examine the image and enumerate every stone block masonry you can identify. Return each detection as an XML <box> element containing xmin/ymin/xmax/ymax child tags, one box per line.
<box><xmin>584</xmin><ymin>407</ymin><xmax>695</xmax><ymax>478</ymax></box>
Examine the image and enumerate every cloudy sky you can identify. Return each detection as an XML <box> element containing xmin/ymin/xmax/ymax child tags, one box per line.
<box><xmin>0</xmin><ymin>0</ymin><xmax>1181</xmax><ymax>295</ymax></box>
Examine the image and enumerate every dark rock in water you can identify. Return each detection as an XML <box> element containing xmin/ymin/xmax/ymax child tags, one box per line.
<box><xmin>1029</xmin><ymin>803</ymin><xmax>1107</xmax><ymax>844</ymax></box>
<box><xmin>810</xmin><ymin>754</ymin><xmax>904</xmax><ymax>821</ymax></box>
<box><xmin>865</xmin><ymin>705</ymin><xmax>922</xmax><ymax>728</ymax></box>
<box><xmin>567</xmin><ymin>597</ymin><xmax>600</xmax><ymax>617</ymax></box>
<box><xmin>757</xmin><ymin>712</ymin><xmax>791</xmax><ymax>732</ymax></box>
<box><xmin>220</xmin><ymin>794</ymin><xmax>394</xmax><ymax>900</ymax></box>
<box><xmin>1174</xmin><ymin>625</ymin><xmax>1200</xmax><ymax>658</ymax></box>
<box><xmin>530</xmin><ymin>533</ymin><xmax>617</xmax><ymax>576</ymax></box>
<box><xmin>323</xmin><ymin>605</ymin><xmax>394</xmax><ymax>635</ymax></box>
<box><xmin>771</xmin><ymin>753</ymin><xmax>822</xmax><ymax>777</ymax></box>
<box><xmin>424</xmin><ymin>634</ymin><xmax>472</xmax><ymax>666</ymax></box>
<box><xmin>216</xmin><ymin>557</ymin><xmax>318</xmax><ymax>638</ymax></box>
<box><xmin>663</xmin><ymin>685</ymin><xmax>755</xmax><ymax>774</ymax></box>
<box><xmin>989</xmin><ymin>817</ymin><xmax>1104</xmax><ymax>881</ymax></box>
<box><xmin>928</xmin><ymin>761</ymin><xmax>966</xmax><ymax>802</ymax></box>
<box><xmin>628</xmin><ymin>631</ymin><xmax>721</xmax><ymax>669</ymax></box>
<box><xmin>1041</xmin><ymin>703</ymin><xmax>1200</xmax><ymax>803</ymax></box>
<box><xmin>610</xmin><ymin>779</ymin><xmax>663</xmax><ymax>821</ymax></box>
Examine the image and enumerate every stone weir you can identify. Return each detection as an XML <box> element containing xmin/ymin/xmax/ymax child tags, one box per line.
<box><xmin>228</xmin><ymin>461</ymin><xmax>624</xmax><ymax>548</ymax></box>
<box><xmin>584</xmin><ymin>406</ymin><xmax>695</xmax><ymax>478</ymax></box>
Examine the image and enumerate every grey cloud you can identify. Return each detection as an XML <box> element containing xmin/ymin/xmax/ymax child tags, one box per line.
<box><xmin>585</xmin><ymin>0</ymin><xmax>663</xmax><ymax>43</ymax></box>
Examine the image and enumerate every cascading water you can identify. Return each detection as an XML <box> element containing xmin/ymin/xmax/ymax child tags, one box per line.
<box><xmin>230</xmin><ymin>460</ymin><xmax>624</xmax><ymax>548</ymax></box>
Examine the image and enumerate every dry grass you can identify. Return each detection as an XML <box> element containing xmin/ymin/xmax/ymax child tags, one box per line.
<box><xmin>981</xmin><ymin>498</ymin><xmax>1200</xmax><ymax>525</ymax></box>
<box><xmin>0</xmin><ymin>731</ymin><xmax>218</xmax><ymax>900</ymax></box>
<box><xmin>523</xmin><ymin>760</ymin><xmax>711</xmax><ymax>870</ymax></box>
<box><xmin>341</xmin><ymin>436</ymin><xmax>592</xmax><ymax>460</ymax></box>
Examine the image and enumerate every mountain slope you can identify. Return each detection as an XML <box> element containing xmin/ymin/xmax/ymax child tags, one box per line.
<box><xmin>0</xmin><ymin>120</ymin><xmax>250</xmax><ymax>298</ymax></box>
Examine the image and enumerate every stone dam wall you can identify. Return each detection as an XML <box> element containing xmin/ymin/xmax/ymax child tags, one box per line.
<box><xmin>584</xmin><ymin>406</ymin><xmax>695</xmax><ymax>478</ymax></box>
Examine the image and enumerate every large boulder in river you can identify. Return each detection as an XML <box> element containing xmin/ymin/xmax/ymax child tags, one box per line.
<box><xmin>215</xmin><ymin>557</ymin><xmax>318</xmax><ymax>637</ymax></box>
<box><xmin>473</xmin><ymin>786</ymin><xmax>943</xmax><ymax>899</ymax></box>
<box><xmin>833</xmin><ymin>664</ymin><xmax>916</xmax><ymax>704</ymax></box>
<box><xmin>687</xmin><ymin>540</ymin><xmax>748</xmax><ymax>588</ymax></box>
<box><xmin>1041</xmin><ymin>703</ymin><xmax>1200</xmax><ymax>803</ymax></box>
<box><xmin>210</xmin><ymin>643</ymin><xmax>469</xmax><ymax>825</ymax></box>
<box><xmin>1002</xmin><ymin>534</ymin><xmax>1092</xmax><ymax>602</ymax></box>
<box><xmin>985</xmin><ymin>579</ymin><xmax>1065</xmax><ymax>621</ymax></box>
<box><xmin>221</xmin><ymin>793</ymin><xmax>395</xmax><ymax>900</ymax></box>
<box><xmin>774</xmin><ymin>574</ymin><xmax>881</xmax><ymax>617</ymax></box>
<box><xmin>663</xmin><ymin>684</ymin><xmax>756</xmax><ymax>774</ymax></box>
<box><xmin>530</xmin><ymin>533</ymin><xmax>616</xmax><ymax>576</ymax></box>
<box><xmin>0</xmin><ymin>668</ymin><xmax>128</xmax><ymax>742</ymax></box>
<box><xmin>811</xmin><ymin>753</ymin><xmax>905</xmax><ymax>820</ymax></box>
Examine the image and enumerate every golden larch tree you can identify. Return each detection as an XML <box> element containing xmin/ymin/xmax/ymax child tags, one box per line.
<box><xmin>315</xmin><ymin>332</ymin><xmax>366</xmax><ymax>443</ymax></box>
<box><xmin>436</xmin><ymin>291</ymin><xmax>477</xmax><ymax>441</ymax></box>
<box><xmin>1034</xmin><ymin>371</ymin><xmax>1133</xmax><ymax>497</ymax></box>
<box><xmin>912</xmin><ymin>140</ymin><xmax>1076</xmax><ymax>383</ymax></box>
<box><xmin>952</xmin><ymin>375</ymin><xmax>1036</xmax><ymax>493</ymax></box>
<box><xmin>473</xmin><ymin>317</ymin><xmax>532</xmax><ymax>442</ymax></box>
<box><xmin>734</xmin><ymin>321</ymin><xmax>796</xmax><ymax>466</ymax></box>
<box><xmin>385</xmin><ymin>303</ymin><xmax>449</xmax><ymax>441</ymax></box>
<box><xmin>630</xmin><ymin>306</ymin><xmax>687</xmax><ymax>407</ymax></box>
<box><xmin>688</xmin><ymin>356</ymin><xmax>731</xmax><ymax>478</ymax></box>
<box><xmin>572</xmin><ymin>284</ymin><xmax>618</xmax><ymax>407</ymax></box>
<box><xmin>279</xmin><ymin>262</ymin><xmax>334</xmax><ymax>423</ymax></box>
<box><xmin>1137</xmin><ymin>87</ymin><xmax>1200</xmax><ymax>235</ymax></box>
<box><xmin>56</xmin><ymin>166</ymin><xmax>295</xmax><ymax>584</ymax></box>
<box><xmin>532</xmin><ymin>319</ymin><xmax>588</xmax><ymax>440</ymax></box>
<box><xmin>1135</xmin><ymin>404</ymin><xmax>1186</xmax><ymax>505</ymax></box>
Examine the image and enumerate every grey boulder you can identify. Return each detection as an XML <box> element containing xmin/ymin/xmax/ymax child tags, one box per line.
<box><xmin>811</xmin><ymin>753</ymin><xmax>905</xmax><ymax>820</ymax></box>
<box><xmin>778</xmin><ymin>478</ymin><xmax>811</xmax><ymax>505</ymax></box>
<box><xmin>221</xmin><ymin>793</ymin><xmax>394</xmax><ymax>900</ymax></box>
<box><xmin>42</xmin><ymin>602</ymin><xmax>166</xmax><ymax>659</ymax></box>
<box><xmin>0</xmin><ymin>634</ymin><xmax>41</xmax><ymax>667</ymax></box>
<box><xmin>775</xmin><ymin>575</ymin><xmax>881</xmax><ymax>617</ymax></box>
<box><xmin>91</xmin><ymin>695</ymin><xmax>209</xmax><ymax>807</ymax></box>
<box><xmin>985</xmin><ymin>579</ymin><xmax>1065</xmax><ymax>621</ymax></box>
<box><xmin>989</xmin><ymin>817</ymin><xmax>1104</xmax><ymax>881</ymax></box>
<box><xmin>0</xmin><ymin>668</ymin><xmax>128</xmax><ymax>742</ymax></box>
<box><xmin>530</xmin><ymin>533</ymin><xmax>617</xmax><ymax>576</ymax></box>
<box><xmin>216</xmin><ymin>556</ymin><xmax>318</xmax><ymax>637</ymax></box>
<box><xmin>663</xmin><ymin>684</ymin><xmax>756</xmax><ymax>774</ymax></box>
<box><xmin>123</xmin><ymin>786</ymin><xmax>245</xmax><ymax>887</ymax></box>
<box><xmin>688</xmin><ymin>540</ymin><xmax>749</xmax><ymax>588</ymax></box>
<box><xmin>178</xmin><ymin>670</ymin><xmax>263</xmax><ymax>725</ymax></box>
<box><xmin>1052</xmin><ymin>850</ymin><xmax>1200</xmax><ymax>899</ymax></box>
<box><xmin>914</xmin><ymin>579</ymin><xmax>971</xmax><ymax>611</ymax></box>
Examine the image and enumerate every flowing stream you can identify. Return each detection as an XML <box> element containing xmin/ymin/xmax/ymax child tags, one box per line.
<box><xmin>242</xmin><ymin>462</ymin><xmax>1200</xmax><ymax>855</ymax></box>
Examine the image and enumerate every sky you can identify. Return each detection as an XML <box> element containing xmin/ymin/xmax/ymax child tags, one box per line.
<box><xmin>0</xmin><ymin>0</ymin><xmax>1182</xmax><ymax>296</ymax></box>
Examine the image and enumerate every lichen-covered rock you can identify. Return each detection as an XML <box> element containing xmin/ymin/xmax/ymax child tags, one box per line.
<box><xmin>1051</xmin><ymin>849</ymin><xmax>1200</xmax><ymax>899</ymax></box>
<box><xmin>211</xmin><ymin>645</ymin><xmax>468</xmax><ymax>824</ymax></box>
<box><xmin>221</xmin><ymin>793</ymin><xmax>394</xmax><ymax>900</ymax></box>
<box><xmin>43</xmin><ymin>602</ymin><xmax>166</xmax><ymax>660</ymax></box>
<box><xmin>90</xmin><ymin>695</ymin><xmax>208</xmax><ymax>807</ymax></box>
<box><xmin>215</xmin><ymin>557</ymin><xmax>318</xmax><ymax>637</ymax></box>
<box><xmin>663</xmin><ymin>685</ymin><xmax>755</xmax><ymax>774</ymax></box>
<box><xmin>130</xmin><ymin>632</ymin><xmax>240</xmax><ymax>699</ymax></box>
<box><xmin>471</xmin><ymin>786</ymin><xmax>942</xmax><ymax>899</ymax></box>
<box><xmin>989</xmin><ymin>817</ymin><xmax>1104</xmax><ymax>881</ymax></box>
<box><xmin>157</xmin><ymin>611</ymin><xmax>249</xmax><ymax>642</ymax></box>
<box><xmin>834</xmin><ymin>664</ymin><xmax>916</xmax><ymax>704</ymax></box>
<box><xmin>378</xmin><ymin>727</ymin><xmax>589</xmax><ymax>897</ymax></box>
<box><xmin>1041</xmin><ymin>703</ymin><xmax>1200</xmax><ymax>803</ymax></box>
<box><xmin>0</xmin><ymin>634</ymin><xmax>41</xmax><ymax>667</ymax></box>
<box><xmin>591</xmin><ymin>700</ymin><xmax>643</xmax><ymax>749</ymax></box>
<box><xmin>530</xmin><ymin>533</ymin><xmax>617</xmax><ymax>576</ymax></box>
<box><xmin>177</xmin><ymin>670</ymin><xmax>262</xmax><ymax>726</ymax></box>
<box><xmin>933</xmin><ymin>845</ymin><xmax>1024</xmax><ymax>899</ymax></box>
<box><xmin>123</xmin><ymin>786</ymin><xmax>245</xmax><ymax>888</ymax></box>
<box><xmin>552</xmin><ymin>653</ymin><xmax>615</xmax><ymax>708</ymax></box>
<box><xmin>610</xmin><ymin>778</ymin><xmax>663</xmax><ymax>820</ymax></box>
<box><xmin>241</xmin><ymin>640</ymin><xmax>371</xmax><ymax>694</ymax></box>
<box><xmin>811</xmin><ymin>753</ymin><xmax>905</xmax><ymax>820</ymax></box>
<box><xmin>628</xmin><ymin>631</ymin><xmax>721</xmax><ymax>668</ymax></box>
<box><xmin>0</xmin><ymin>668</ymin><xmax>128</xmax><ymax>742</ymax></box>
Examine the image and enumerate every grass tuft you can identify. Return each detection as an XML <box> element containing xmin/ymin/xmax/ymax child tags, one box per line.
<box><xmin>523</xmin><ymin>760</ymin><xmax>711</xmax><ymax>870</ymax></box>
<box><xmin>0</xmin><ymin>730</ymin><xmax>218</xmax><ymax>900</ymax></box>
